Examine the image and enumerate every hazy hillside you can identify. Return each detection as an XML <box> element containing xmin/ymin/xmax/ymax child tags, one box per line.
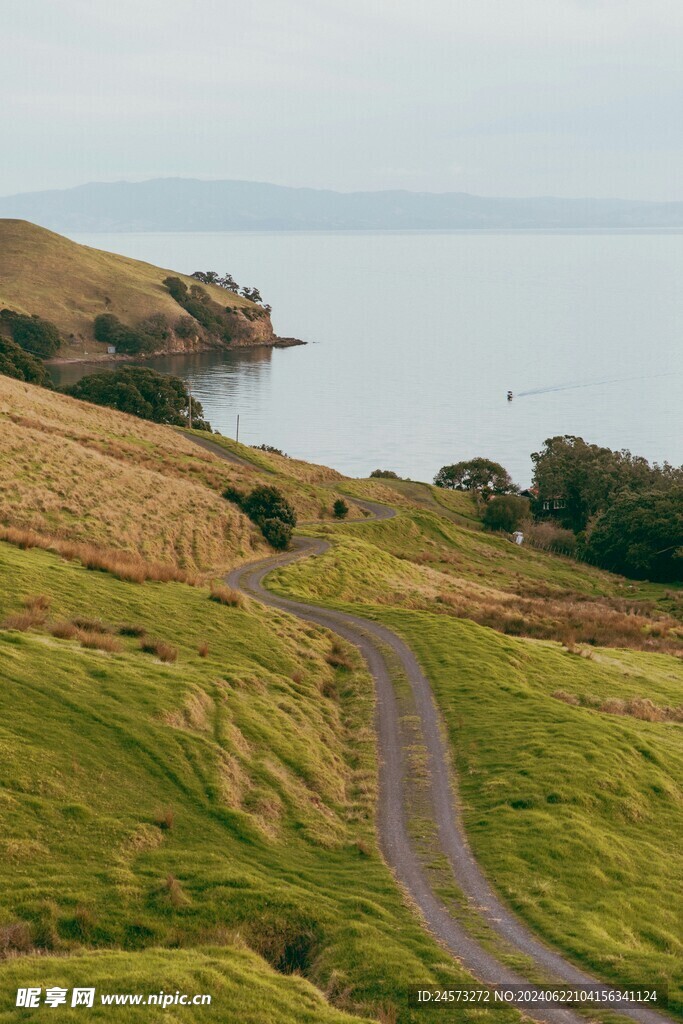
<box><xmin>0</xmin><ymin>220</ymin><xmax>274</xmax><ymax>359</ymax></box>
<box><xmin>2</xmin><ymin>179</ymin><xmax>683</xmax><ymax>231</ymax></box>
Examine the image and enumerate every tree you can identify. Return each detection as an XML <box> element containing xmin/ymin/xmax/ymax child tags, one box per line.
<box><xmin>0</xmin><ymin>336</ymin><xmax>53</xmax><ymax>386</ymax></box>
<box><xmin>0</xmin><ymin>309</ymin><xmax>62</xmax><ymax>358</ymax></box>
<box><xmin>241</xmin><ymin>286</ymin><xmax>263</xmax><ymax>305</ymax></box>
<box><xmin>93</xmin><ymin>313</ymin><xmax>164</xmax><ymax>355</ymax></box>
<box><xmin>64</xmin><ymin>366</ymin><xmax>211</xmax><ymax>429</ymax></box>
<box><xmin>370</xmin><ymin>469</ymin><xmax>399</xmax><ymax>479</ymax></box>
<box><xmin>482</xmin><ymin>494</ymin><xmax>529</xmax><ymax>533</ymax></box>
<box><xmin>242</xmin><ymin>486</ymin><xmax>297</xmax><ymax>528</ymax></box>
<box><xmin>434</xmin><ymin>458</ymin><xmax>514</xmax><ymax>496</ymax></box>
<box><xmin>333</xmin><ymin>499</ymin><xmax>349</xmax><ymax>519</ymax></box>
<box><xmin>584</xmin><ymin>489</ymin><xmax>683</xmax><ymax>582</ymax></box>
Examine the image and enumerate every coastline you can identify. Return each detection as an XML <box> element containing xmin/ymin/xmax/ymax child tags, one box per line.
<box><xmin>46</xmin><ymin>335</ymin><xmax>307</xmax><ymax>366</ymax></box>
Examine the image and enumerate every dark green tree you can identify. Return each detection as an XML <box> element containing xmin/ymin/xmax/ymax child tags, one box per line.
<box><xmin>584</xmin><ymin>489</ymin><xmax>683</xmax><ymax>582</ymax></box>
<box><xmin>333</xmin><ymin>498</ymin><xmax>349</xmax><ymax>519</ymax></box>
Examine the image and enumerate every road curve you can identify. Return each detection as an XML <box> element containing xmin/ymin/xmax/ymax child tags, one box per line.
<box><xmin>185</xmin><ymin>436</ymin><xmax>671</xmax><ymax>1024</ymax></box>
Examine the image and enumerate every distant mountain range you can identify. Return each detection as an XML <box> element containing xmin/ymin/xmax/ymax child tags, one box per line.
<box><xmin>2</xmin><ymin>178</ymin><xmax>683</xmax><ymax>232</ymax></box>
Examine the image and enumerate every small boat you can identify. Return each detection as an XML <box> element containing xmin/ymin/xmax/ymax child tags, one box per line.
<box><xmin>507</xmin><ymin>390</ymin><xmax>513</xmax><ymax>402</ymax></box>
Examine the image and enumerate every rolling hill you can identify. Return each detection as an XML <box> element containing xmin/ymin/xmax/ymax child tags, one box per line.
<box><xmin>0</xmin><ymin>376</ymin><xmax>680</xmax><ymax>1020</ymax></box>
<box><xmin>0</xmin><ymin>220</ymin><xmax>277</xmax><ymax>360</ymax></box>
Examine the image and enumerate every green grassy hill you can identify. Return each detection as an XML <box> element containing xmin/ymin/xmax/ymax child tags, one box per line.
<box><xmin>0</xmin><ymin>220</ymin><xmax>269</xmax><ymax>359</ymax></box>
<box><xmin>1</xmin><ymin>376</ymin><xmax>680</xmax><ymax>1020</ymax></box>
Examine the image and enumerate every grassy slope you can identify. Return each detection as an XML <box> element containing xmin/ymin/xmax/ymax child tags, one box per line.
<box><xmin>0</xmin><ymin>543</ymin><xmax>518</xmax><ymax>1024</ymax></box>
<box><xmin>0</xmin><ymin>378</ymin><xmax>364</xmax><ymax>576</ymax></box>
<box><xmin>272</xmin><ymin>499</ymin><xmax>683</xmax><ymax>1009</ymax></box>
<box><xmin>0</xmin><ymin>219</ymin><xmax>254</xmax><ymax>357</ymax></box>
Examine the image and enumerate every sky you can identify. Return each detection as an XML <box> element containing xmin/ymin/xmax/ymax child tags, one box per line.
<box><xmin>2</xmin><ymin>0</ymin><xmax>683</xmax><ymax>200</ymax></box>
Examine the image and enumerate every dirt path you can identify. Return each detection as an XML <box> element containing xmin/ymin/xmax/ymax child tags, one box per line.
<box><xmin>188</xmin><ymin>435</ymin><xmax>672</xmax><ymax>1024</ymax></box>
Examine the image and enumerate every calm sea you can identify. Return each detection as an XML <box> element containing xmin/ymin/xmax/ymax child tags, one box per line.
<box><xmin>55</xmin><ymin>231</ymin><xmax>683</xmax><ymax>486</ymax></box>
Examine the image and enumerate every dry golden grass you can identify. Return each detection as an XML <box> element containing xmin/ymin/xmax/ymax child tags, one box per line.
<box><xmin>1</xmin><ymin>609</ymin><xmax>46</xmax><ymax>631</ymax></box>
<box><xmin>0</xmin><ymin>377</ymin><xmax>268</xmax><ymax>574</ymax></box>
<box><xmin>209</xmin><ymin>582</ymin><xmax>245</xmax><ymax>607</ymax></box>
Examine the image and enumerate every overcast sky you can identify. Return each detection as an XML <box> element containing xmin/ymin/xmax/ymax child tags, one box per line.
<box><xmin>2</xmin><ymin>0</ymin><xmax>682</xmax><ymax>199</ymax></box>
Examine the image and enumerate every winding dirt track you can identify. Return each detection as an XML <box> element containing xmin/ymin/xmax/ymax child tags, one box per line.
<box><xmin>189</xmin><ymin>436</ymin><xmax>672</xmax><ymax>1024</ymax></box>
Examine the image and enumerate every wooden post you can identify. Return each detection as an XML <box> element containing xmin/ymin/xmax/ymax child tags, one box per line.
<box><xmin>188</xmin><ymin>382</ymin><xmax>193</xmax><ymax>430</ymax></box>
<box><xmin>236</xmin><ymin>414</ymin><xmax>240</xmax><ymax>443</ymax></box>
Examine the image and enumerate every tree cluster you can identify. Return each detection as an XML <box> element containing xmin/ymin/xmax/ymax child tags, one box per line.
<box><xmin>0</xmin><ymin>335</ymin><xmax>53</xmax><ymax>386</ymax></box>
<box><xmin>0</xmin><ymin>309</ymin><xmax>62</xmax><ymax>358</ymax></box>
<box><xmin>223</xmin><ymin>485</ymin><xmax>297</xmax><ymax>550</ymax></box>
<box><xmin>63</xmin><ymin>366</ymin><xmax>211</xmax><ymax>430</ymax></box>
<box><xmin>531</xmin><ymin>435</ymin><xmax>682</xmax><ymax>581</ymax></box>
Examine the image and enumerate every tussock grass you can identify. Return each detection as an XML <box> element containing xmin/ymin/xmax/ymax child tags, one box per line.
<box><xmin>140</xmin><ymin>638</ymin><xmax>178</xmax><ymax>663</ymax></box>
<box><xmin>209</xmin><ymin>582</ymin><xmax>245</xmax><ymax>607</ymax></box>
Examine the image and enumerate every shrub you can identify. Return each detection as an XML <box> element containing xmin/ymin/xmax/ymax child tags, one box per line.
<box><xmin>93</xmin><ymin>313</ymin><xmax>155</xmax><ymax>355</ymax></box>
<box><xmin>243</xmin><ymin>486</ymin><xmax>297</xmax><ymax>528</ymax></box>
<box><xmin>0</xmin><ymin>309</ymin><xmax>61</xmax><ymax>357</ymax></box>
<box><xmin>333</xmin><ymin>498</ymin><xmax>349</xmax><ymax>519</ymax></box>
<box><xmin>22</xmin><ymin>594</ymin><xmax>51</xmax><ymax>612</ymax></box>
<box><xmin>222</xmin><ymin>486</ymin><xmax>245</xmax><ymax>507</ymax></box>
<box><xmin>0</xmin><ymin>921</ymin><xmax>32</xmax><ymax>954</ymax></box>
<box><xmin>523</xmin><ymin>520</ymin><xmax>577</xmax><ymax>556</ymax></box>
<box><xmin>483</xmin><ymin>494</ymin><xmax>529</xmax><ymax>532</ymax></box>
<box><xmin>261</xmin><ymin>518</ymin><xmax>292</xmax><ymax>550</ymax></box>
<box><xmin>140</xmin><ymin>639</ymin><xmax>178</xmax><ymax>663</ymax></box>
<box><xmin>370</xmin><ymin>469</ymin><xmax>399</xmax><ymax>479</ymax></box>
<box><xmin>197</xmin><ymin>641</ymin><xmax>209</xmax><ymax>657</ymax></box>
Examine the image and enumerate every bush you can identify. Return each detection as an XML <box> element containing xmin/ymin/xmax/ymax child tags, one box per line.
<box><xmin>209</xmin><ymin>583</ymin><xmax>244</xmax><ymax>607</ymax></box>
<box><xmin>64</xmin><ymin>366</ymin><xmax>211</xmax><ymax>429</ymax></box>
<box><xmin>333</xmin><ymin>499</ymin><xmax>349</xmax><ymax>519</ymax></box>
<box><xmin>222</xmin><ymin>486</ymin><xmax>245</xmax><ymax>507</ymax></box>
<box><xmin>0</xmin><ymin>309</ymin><xmax>61</xmax><ymax>357</ymax></box>
<box><xmin>370</xmin><ymin>469</ymin><xmax>399</xmax><ymax>479</ymax></box>
<box><xmin>243</xmin><ymin>486</ymin><xmax>297</xmax><ymax>529</ymax></box>
<box><xmin>261</xmin><ymin>518</ymin><xmax>292</xmax><ymax>550</ymax></box>
<box><xmin>522</xmin><ymin>520</ymin><xmax>577</xmax><ymax>556</ymax></box>
<box><xmin>0</xmin><ymin>335</ymin><xmax>53</xmax><ymax>386</ymax></box>
<box><xmin>483</xmin><ymin>494</ymin><xmax>529</xmax><ymax>533</ymax></box>
<box><xmin>140</xmin><ymin>639</ymin><xmax>178</xmax><ymax>663</ymax></box>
